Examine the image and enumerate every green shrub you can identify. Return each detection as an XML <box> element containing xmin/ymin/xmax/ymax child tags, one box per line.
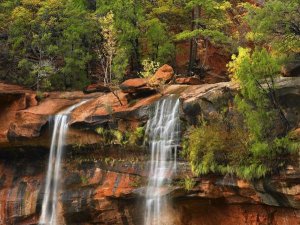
<box><xmin>95</xmin><ymin>126</ymin><xmax>145</xmax><ymax>147</ymax></box>
<box><xmin>183</xmin><ymin>177</ymin><xmax>196</xmax><ymax>191</ymax></box>
<box><xmin>184</xmin><ymin>48</ymin><xmax>299</xmax><ymax>181</ymax></box>
<box><xmin>139</xmin><ymin>59</ymin><xmax>160</xmax><ymax>78</ymax></box>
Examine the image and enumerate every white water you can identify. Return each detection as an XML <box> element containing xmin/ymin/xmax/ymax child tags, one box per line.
<box><xmin>39</xmin><ymin>101</ymin><xmax>87</xmax><ymax>225</ymax></box>
<box><xmin>144</xmin><ymin>97</ymin><xmax>181</xmax><ymax>225</ymax></box>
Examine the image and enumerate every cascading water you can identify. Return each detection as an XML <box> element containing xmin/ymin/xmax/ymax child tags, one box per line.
<box><xmin>39</xmin><ymin>101</ymin><xmax>87</xmax><ymax>225</ymax></box>
<box><xmin>144</xmin><ymin>96</ymin><xmax>180</xmax><ymax>225</ymax></box>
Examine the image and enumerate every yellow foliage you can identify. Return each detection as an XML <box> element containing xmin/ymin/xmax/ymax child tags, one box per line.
<box><xmin>21</xmin><ymin>0</ymin><xmax>42</xmax><ymax>6</ymax></box>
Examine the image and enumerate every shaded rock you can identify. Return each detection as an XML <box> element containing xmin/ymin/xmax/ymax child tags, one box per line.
<box><xmin>69</xmin><ymin>85</ymin><xmax>190</xmax><ymax>130</ymax></box>
<box><xmin>276</xmin><ymin>77</ymin><xmax>300</xmax><ymax>127</ymax></box>
<box><xmin>70</xmin><ymin>92</ymin><xmax>161</xmax><ymax>129</ymax></box>
<box><xmin>176</xmin><ymin>77</ymin><xmax>203</xmax><ymax>85</ymax></box>
<box><xmin>150</xmin><ymin>64</ymin><xmax>174</xmax><ymax>84</ymax></box>
<box><xmin>25</xmin><ymin>93</ymin><xmax>38</xmax><ymax>107</ymax></box>
<box><xmin>172</xmin><ymin>198</ymin><xmax>300</xmax><ymax>225</ymax></box>
<box><xmin>7</xmin><ymin>112</ymin><xmax>48</xmax><ymax>140</ymax></box>
<box><xmin>174</xmin><ymin>40</ymin><xmax>230</xmax><ymax>83</ymax></box>
<box><xmin>282</xmin><ymin>58</ymin><xmax>300</xmax><ymax>77</ymax></box>
<box><xmin>83</xmin><ymin>83</ymin><xmax>110</xmax><ymax>94</ymax></box>
<box><xmin>0</xmin><ymin>83</ymin><xmax>36</xmax><ymax>144</ymax></box>
<box><xmin>181</xmin><ymin>82</ymin><xmax>236</xmax><ymax>123</ymax></box>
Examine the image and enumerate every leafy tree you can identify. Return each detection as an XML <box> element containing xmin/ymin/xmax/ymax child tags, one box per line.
<box><xmin>97</xmin><ymin>0</ymin><xmax>144</xmax><ymax>75</ymax></box>
<box><xmin>97</xmin><ymin>11</ymin><xmax>117</xmax><ymax>84</ymax></box>
<box><xmin>244</xmin><ymin>0</ymin><xmax>300</xmax><ymax>54</ymax></box>
<box><xmin>184</xmin><ymin>47</ymin><xmax>298</xmax><ymax>180</ymax></box>
<box><xmin>9</xmin><ymin>0</ymin><xmax>47</xmax><ymax>85</ymax></box>
<box><xmin>142</xmin><ymin>18</ymin><xmax>175</xmax><ymax>63</ymax></box>
<box><xmin>176</xmin><ymin>0</ymin><xmax>232</xmax><ymax>74</ymax></box>
<box><xmin>229</xmin><ymin>48</ymin><xmax>298</xmax><ymax>178</ymax></box>
<box><xmin>142</xmin><ymin>0</ymin><xmax>189</xmax><ymax>64</ymax></box>
<box><xmin>58</xmin><ymin>0</ymin><xmax>96</xmax><ymax>89</ymax></box>
<box><xmin>7</xmin><ymin>0</ymin><xmax>98</xmax><ymax>90</ymax></box>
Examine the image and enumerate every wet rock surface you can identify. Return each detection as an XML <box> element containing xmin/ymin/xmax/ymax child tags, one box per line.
<box><xmin>0</xmin><ymin>152</ymin><xmax>299</xmax><ymax>225</ymax></box>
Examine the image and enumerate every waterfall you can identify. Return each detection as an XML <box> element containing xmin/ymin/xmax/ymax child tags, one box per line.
<box><xmin>39</xmin><ymin>101</ymin><xmax>87</xmax><ymax>225</ymax></box>
<box><xmin>144</xmin><ymin>96</ymin><xmax>180</xmax><ymax>225</ymax></box>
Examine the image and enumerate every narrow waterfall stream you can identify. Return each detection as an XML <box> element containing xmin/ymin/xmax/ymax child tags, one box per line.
<box><xmin>144</xmin><ymin>96</ymin><xmax>181</xmax><ymax>225</ymax></box>
<box><xmin>39</xmin><ymin>101</ymin><xmax>87</xmax><ymax>225</ymax></box>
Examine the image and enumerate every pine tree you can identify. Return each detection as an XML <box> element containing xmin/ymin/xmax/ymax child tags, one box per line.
<box><xmin>176</xmin><ymin>0</ymin><xmax>232</xmax><ymax>74</ymax></box>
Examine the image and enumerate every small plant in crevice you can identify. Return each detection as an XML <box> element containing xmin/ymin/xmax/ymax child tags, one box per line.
<box><xmin>182</xmin><ymin>177</ymin><xmax>196</xmax><ymax>191</ymax></box>
<box><xmin>95</xmin><ymin>126</ymin><xmax>145</xmax><ymax>147</ymax></box>
<box><xmin>80</xmin><ymin>175</ymin><xmax>89</xmax><ymax>185</ymax></box>
<box><xmin>129</xmin><ymin>176</ymin><xmax>143</xmax><ymax>188</ymax></box>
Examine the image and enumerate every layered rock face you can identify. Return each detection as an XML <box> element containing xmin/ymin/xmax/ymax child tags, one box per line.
<box><xmin>1</xmin><ymin>151</ymin><xmax>299</xmax><ymax>225</ymax></box>
<box><xmin>0</xmin><ymin>78</ymin><xmax>299</xmax><ymax>225</ymax></box>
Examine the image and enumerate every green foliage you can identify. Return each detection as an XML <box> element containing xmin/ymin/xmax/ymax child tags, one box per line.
<box><xmin>184</xmin><ymin>46</ymin><xmax>299</xmax><ymax>179</ymax></box>
<box><xmin>97</xmin><ymin>11</ymin><xmax>121</xmax><ymax>84</ymax></box>
<box><xmin>142</xmin><ymin>18</ymin><xmax>175</xmax><ymax>63</ymax></box>
<box><xmin>127</xmin><ymin>126</ymin><xmax>145</xmax><ymax>146</ymax></box>
<box><xmin>184</xmin><ymin>114</ymin><xmax>251</xmax><ymax>179</ymax></box>
<box><xmin>184</xmin><ymin>112</ymin><xmax>298</xmax><ymax>180</ymax></box>
<box><xmin>139</xmin><ymin>59</ymin><xmax>160</xmax><ymax>78</ymax></box>
<box><xmin>244</xmin><ymin>0</ymin><xmax>300</xmax><ymax>54</ymax></box>
<box><xmin>0</xmin><ymin>0</ymin><xmax>299</xmax><ymax>92</ymax></box>
<box><xmin>95</xmin><ymin>126</ymin><xmax>145</xmax><ymax>147</ymax></box>
<box><xmin>97</xmin><ymin>0</ymin><xmax>144</xmax><ymax>73</ymax></box>
<box><xmin>183</xmin><ymin>47</ymin><xmax>298</xmax><ymax>180</ymax></box>
<box><xmin>59</xmin><ymin>0</ymin><xmax>95</xmax><ymax>89</ymax></box>
<box><xmin>183</xmin><ymin>177</ymin><xmax>196</xmax><ymax>191</ymax></box>
<box><xmin>80</xmin><ymin>175</ymin><xmax>89</xmax><ymax>185</ymax></box>
<box><xmin>129</xmin><ymin>176</ymin><xmax>143</xmax><ymax>188</ymax></box>
<box><xmin>6</xmin><ymin>0</ymin><xmax>96</xmax><ymax>90</ymax></box>
<box><xmin>228</xmin><ymin>48</ymin><xmax>281</xmax><ymax>140</ymax></box>
<box><xmin>176</xmin><ymin>0</ymin><xmax>232</xmax><ymax>45</ymax></box>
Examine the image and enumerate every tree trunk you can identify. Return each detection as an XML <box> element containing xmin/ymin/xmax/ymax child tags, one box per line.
<box><xmin>188</xmin><ymin>6</ymin><xmax>200</xmax><ymax>75</ymax></box>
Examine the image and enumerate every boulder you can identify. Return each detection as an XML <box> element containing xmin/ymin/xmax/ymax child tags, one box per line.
<box><xmin>120</xmin><ymin>78</ymin><xmax>148</xmax><ymax>93</ymax></box>
<box><xmin>150</xmin><ymin>64</ymin><xmax>174</xmax><ymax>85</ymax></box>
<box><xmin>83</xmin><ymin>83</ymin><xmax>110</xmax><ymax>94</ymax></box>
<box><xmin>120</xmin><ymin>78</ymin><xmax>157</xmax><ymax>98</ymax></box>
<box><xmin>176</xmin><ymin>77</ymin><xmax>203</xmax><ymax>85</ymax></box>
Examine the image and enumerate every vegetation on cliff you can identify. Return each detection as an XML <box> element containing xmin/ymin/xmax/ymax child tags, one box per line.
<box><xmin>1</xmin><ymin>0</ymin><xmax>298</xmax><ymax>91</ymax></box>
<box><xmin>184</xmin><ymin>48</ymin><xmax>299</xmax><ymax>180</ymax></box>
